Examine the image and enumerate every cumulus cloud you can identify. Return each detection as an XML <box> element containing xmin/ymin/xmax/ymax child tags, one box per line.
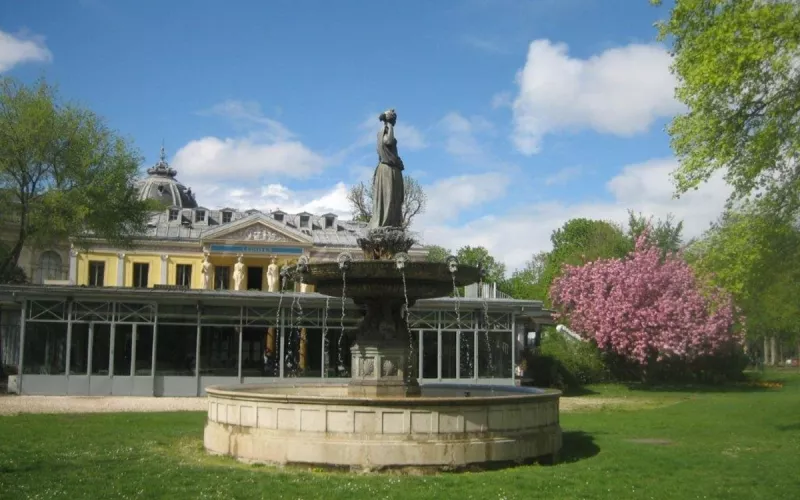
<box><xmin>172</xmin><ymin>100</ymin><xmax>328</xmax><ymax>182</ymax></box>
<box><xmin>172</xmin><ymin>136</ymin><xmax>326</xmax><ymax>181</ymax></box>
<box><xmin>0</xmin><ymin>29</ymin><xmax>52</xmax><ymax>73</ymax></box>
<box><xmin>511</xmin><ymin>39</ymin><xmax>681</xmax><ymax>154</ymax></box>
<box><xmin>418</xmin><ymin>158</ymin><xmax>730</xmax><ymax>273</ymax></box>
<box><xmin>421</xmin><ymin>172</ymin><xmax>511</xmax><ymax>222</ymax></box>
<box><xmin>439</xmin><ymin>112</ymin><xmax>495</xmax><ymax>161</ymax></box>
<box><xmin>357</xmin><ymin>114</ymin><xmax>427</xmax><ymax>151</ymax></box>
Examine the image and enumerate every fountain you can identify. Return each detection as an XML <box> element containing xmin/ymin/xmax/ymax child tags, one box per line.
<box><xmin>204</xmin><ymin>108</ymin><xmax>562</xmax><ymax>471</ymax></box>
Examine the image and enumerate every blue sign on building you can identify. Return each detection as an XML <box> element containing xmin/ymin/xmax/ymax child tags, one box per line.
<box><xmin>208</xmin><ymin>244</ymin><xmax>305</xmax><ymax>255</ymax></box>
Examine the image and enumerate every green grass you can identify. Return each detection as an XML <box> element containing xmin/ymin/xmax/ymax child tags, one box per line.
<box><xmin>2</xmin><ymin>371</ymin><xmax>799</xmax><ymax>500</ymax></box>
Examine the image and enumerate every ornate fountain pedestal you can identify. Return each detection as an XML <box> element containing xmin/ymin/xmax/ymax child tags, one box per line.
<box><xmin>349</xmin><ymin>341</ymin><xmax>419</xmax><ymax>397</ymax></box>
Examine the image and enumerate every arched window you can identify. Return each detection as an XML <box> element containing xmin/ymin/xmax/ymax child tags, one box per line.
<box><xmin>36</xmin><ymin>251</ymin><xmax>63</xmax><ymax>284</ymax></box>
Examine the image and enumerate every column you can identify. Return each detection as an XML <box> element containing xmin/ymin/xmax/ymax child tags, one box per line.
<box><xmin>160</xmin><ymin>254</ymin><xmax>169</xmax><ymax>285</ymax></box>
<box><xmin>68</xmin><ymin>245</ymin><xmax>78</xmax><ymax>285</ymax></box>
<box><xmin>116</xmin><ymin>253</ymin><xmax>125</xmax><ymax>286</ymax></box>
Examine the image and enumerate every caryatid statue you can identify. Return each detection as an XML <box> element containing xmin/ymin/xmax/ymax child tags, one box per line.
<box><xmin>201</xmin><ymin>253</ymin><xmax>213</xmax><ymax>290</ymax></box>
<box><xmin>369</xmin><ymin>108</ymin><xmax>405</xmax><ymax>229</ymax></box>
<box><xmin>233</xmin><ymin>255</ymin><xmax>246</xmax><ymax>291</ymax></box>
<box><xmin>266</xmin><ymin>258</ymin><xmax>280</xmax><ymax>292</ymax></box>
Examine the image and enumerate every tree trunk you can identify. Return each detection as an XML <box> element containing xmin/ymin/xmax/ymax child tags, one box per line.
<box><xmin>764</xmin><ymin>336</ymin><xmax>769</xmax><ymax>366</ymax></box>
<box><xmin>0</xmin><ymin>215</ymin><xmax>27</xmax><ymax>278</ymax></box>
<box><xmin>770</xmin><ymin>336</ymin><xmax>777</xmax><ymax>366</ymax></box>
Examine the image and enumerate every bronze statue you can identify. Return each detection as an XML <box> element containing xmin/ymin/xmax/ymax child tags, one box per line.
<box><xmin>370</xmin><ymin>109</ymin><xmax>405</xmax><ymax>228</ymax></box>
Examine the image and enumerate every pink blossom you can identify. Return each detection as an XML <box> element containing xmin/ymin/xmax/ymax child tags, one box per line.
<box><xmin>550</xmin><ymin>234</ymin><xmax>742</xmax><ymax>366</ymax></box>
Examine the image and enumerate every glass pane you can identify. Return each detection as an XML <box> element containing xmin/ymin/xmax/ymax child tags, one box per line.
<box><xmin>70</xmin><ymin>323</ymin><xmax>89</xmax><ymax>375</ymax></box>
<box><xmin>155</xmin><ymin>324</ymin><xmax>196</xmax><ymax>376</ymax></box>
<box><xmin>22</xmin><ymin>323</ymin><xmax>67</xmax><ymax>375</ymax></box>
<box><xmin>478</xmin><ymin>331</ymin><xmax>513</xmax><ymax>378</ymax></box>
<box><xmin>90</xmin><ymin>323</ymin><xmax>111</xmax><ymax>375</ymax></box>
<box><xmin>241</xmin><ymin>327</ymin><xmax>266</xmax><ymax>377</ymax></box>
<box><xmin>323</xmin><ymin>328</ymin><xmax>353</xmax><ymax>378</ymax></box>
<box><xmin>459</xmin><ymin>331</ymin><xmax>475</xmax><ymax>379</ymax></box>
<box><xmin>421</xmin><ymin>330</ymin><xmax>437</xmax><ymax>379</ymax></box>
<box><xmin>135</xmin><ymin>325</ymin><xmax>154</xmax><ymax>375</ymax></box>
<box><xmin>113</xmin><ymin>324</ymin><xmax>133</xmax><ymax>375</ymax></box>
<box><xmin>441</xmin><ymin>331</ymin><xmax>457</xmax><ymax>378</ymax></box>
<box><xmin>200</xmin><ymin>326</ymin><xmax>238</xmax><ymax>376</ymax></box>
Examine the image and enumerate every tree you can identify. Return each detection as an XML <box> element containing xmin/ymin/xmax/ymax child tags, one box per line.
<box><xmin>0</xmin><ymin>77</ymin><xmax>153</xmax><ymax>275</ymax></box>
<box><xmin>626</xmin><ymin>210</ymin><xmax>684</xmax><ymax>256</ymax></box>
<box><xmin>424</xmin><ymin>244</ymin><xmax>450</xmax><ymax>263</ymax></box>
<box><xmin>347</xmin><ymin>175</ymin><xmax>427</xmax><ymax>228</ymax></box>
<box><xmin>504</xmin><ymin>251</ymin><xmax>549</xmax><ymax>300</ymax></box>
<box><xmin>653</xmin><ymin>0</ymin><xmax>800</xmax><ymax>213</ymax></box>
<box><xmin>550</xmin><ymin>235</ymin><xmax>742</xmax><ymax>380</ymax></box>
<box><xmin>686</xmin><ymin>203</ymin><xmax>800</xmax><ymax>361</ymax></box>
<box><xmin>455</xmin><ymin>246</ymin><xmax>506</xmax><ymax>284</ymax></box>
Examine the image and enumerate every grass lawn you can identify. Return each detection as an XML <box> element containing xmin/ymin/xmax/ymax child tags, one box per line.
<box><xmin>1</xmin><ymin>371</ymin><xmax>799</xmax><ymax>500</ymax></box>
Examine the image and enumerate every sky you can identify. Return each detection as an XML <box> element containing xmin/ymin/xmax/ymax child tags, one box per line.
<box><xmin>0</xmin><ymin>0</ymin><xmax>730</xmax><ymax>274</ymax></box>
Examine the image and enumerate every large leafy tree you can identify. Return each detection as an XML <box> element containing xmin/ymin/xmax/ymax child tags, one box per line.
<box><xmin>347</xmin><ymin>175</ymin><xmax>427</xmax><ymax>229</ymax></box>
<box><xmin>551</xmin><ymin>235</ymin><xmax>741</xmax><ymax>379</ymax></box>
<box><xmin>0</xmin><ymin>77</ymin><xmax>153</xmax><ymax>276</ymax></box>
<box><xmin>686</xmin><ymin>204</ymin><xmax>800</xmax><ymax>354</ymax></box>
<box><xmin>455</xmin><ymin>246</ymin><xmax>506</xmax><ymax>284</ymax></box>
<box><xmin>653</xmin><ymin>0</ymin><xmax>800</xmax><ymax>212</ymax></box>
<box><xmin>626</xmin><ymin>210</ymin><xmax>684</xmax><ymax>256</ymax></box>
<box><xmin>424</xmin><ymin>244</ymin><xmax>450</xmax><ymax>263</ymax></box>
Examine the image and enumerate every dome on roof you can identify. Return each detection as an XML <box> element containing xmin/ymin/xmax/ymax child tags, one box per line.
<box><xmin>135</xmin><ymin>146</ymin><xmax>198</xmax><ymax>209</ymax></box>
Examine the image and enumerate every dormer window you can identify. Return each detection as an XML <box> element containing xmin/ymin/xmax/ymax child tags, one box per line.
<box><xmin>168</xmin><ymin>209</ymin><xmax>178</xmax><ymax>221</ymax></box>
<box><xmin>325</xmin><ymin>216</ymin><xmax>335</xmax><ymax>229</ymax></box>
<box><xmin>300</xmin><ymin>215</ymin><xmax>310</xmax><ymax>228</ymax></box>
<box><xmin>195</xmin><ymin>209</ymin><xmax>206</xmax><ymax>222</ymax></box>
<box><xmin>273</xmin><ymin>212</ymin><xmax>284</xmax><ymax>222</ymax></box>
<box><xmin>222</xmin><ymin>211</ymin><xmax>232</xmax><ymax>224</ymax></box>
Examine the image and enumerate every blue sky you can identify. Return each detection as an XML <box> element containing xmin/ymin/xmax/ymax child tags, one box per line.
<box><xmin>0</xmin><ymin>0</ymin><xmax>729</xmax><ymax>272</ymax></box>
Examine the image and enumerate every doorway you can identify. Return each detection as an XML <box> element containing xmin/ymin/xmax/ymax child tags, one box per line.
<box><xmin>247</xmin><ymin>266</ymin><xmax>263</xmax><ymax>290</ymax></box>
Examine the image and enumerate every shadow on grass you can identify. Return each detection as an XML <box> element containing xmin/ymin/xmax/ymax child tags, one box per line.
<box><xmin>560</xmin><ymin>386</ymin><xmax>600</xmax><ymax>397</ymax></box>
<box><xmin>621</xmin><ymin>375</ymin><xmax>788</xmax><ymax>394</ymax></box>
<box><xmin>558</xmin><ymin>431</ymin><xmax>601</xmax><ymax>464</ymax></box>
<box><xmin>776</xmin><ymin>423</ymin><xmax>800</xmax><ymax>432</ymax></box>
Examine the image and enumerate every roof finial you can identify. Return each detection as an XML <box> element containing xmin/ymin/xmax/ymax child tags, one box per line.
<box><xmin>160</xmin><ymin>140</ymin><xmax>166</xmax><ymax>162</ymax></box>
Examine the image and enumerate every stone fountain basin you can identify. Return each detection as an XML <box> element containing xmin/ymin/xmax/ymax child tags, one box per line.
<box><xmin>301</xmin><ymin>261</ymin><xmax>480</xmax><ymax>301</ymax></box>
<box><xmin>204</xmin><ymin>383</ymin><xmax>563</xmax><ymax>472</ymax></box>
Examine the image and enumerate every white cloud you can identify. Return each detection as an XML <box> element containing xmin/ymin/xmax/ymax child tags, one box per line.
<box><xmin>187</xmin><ymin>180</ymin><xmax>353</xmax><ymax>218</ymax></box>
<box><xmin>418</xmin><ymin>172</ymin><xmax>511</xmax><ymax>224</ymax></box>
<box><xmin>0</xmin><ymin>29</ymin><xmax>52</xmax><ymax>73</ymax></box>
<box><xmin>417</xmin><ymin>158</ymin><xmax>730</xmax><ymax>274</ymax></box>
<box><xmin>172</xmin><ymin>136</ymin><xmax>326</xmax><ymax>182</ymax></box>
<box><xmin>199</xmin><ymin>100</ymin><xmax>293</xmax><ymax>141</ymax></box>
<box><xmin>511</xmin><ymin>39</ymin><xmax>681</xmax><ymax>154</ymax></box>
<box><xmin>439</xmin><ymin>112</ymin><xmax>495</xmax><ymax>160</ymax></box>
<box><xmin>544</xmin><ymin>166</ymin><xmax>583</xmax><ymax>186</ymax></box>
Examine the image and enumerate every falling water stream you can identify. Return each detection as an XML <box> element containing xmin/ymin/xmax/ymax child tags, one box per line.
<box><xmin>273</xmin><ymin>268</ymin><xmax>289</xmax><ymax>377</ymax></box>
<box><xmin>446</xmin><ymin>256</ymin><xmax>472</xmax><ymax>379</ymax></box>
<box><xmin>321</xmin><ymin>296</ymin><xmax>330</xmax><ymax>377</ymax></box>
<box><xmin>395</xmin><ymin>253</ymin><xmax>413</xmax><ymax>383</ymax></box>
<box><xmin>337</xmin><ymin>252</ymin><xmax>352</xmax><ymax>377</ymax></box>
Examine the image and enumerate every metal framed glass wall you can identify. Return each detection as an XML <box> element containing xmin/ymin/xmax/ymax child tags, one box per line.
<box><xmin>17</xmin><ymin>297</ymin><xmax>519</xmax><ymax>396</ymax></box>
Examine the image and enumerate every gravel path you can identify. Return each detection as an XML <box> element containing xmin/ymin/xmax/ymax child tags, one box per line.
<box><xmin>0</xmin><ymin>395</ymin><xmax>207</xmax><ymax>416</ymax></box>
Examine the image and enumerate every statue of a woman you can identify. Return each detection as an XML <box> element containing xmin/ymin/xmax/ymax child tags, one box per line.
<box><xmin>369</xmin><ymin>109</ymin><xmax>405</xmax><ymax>228</ymax></box>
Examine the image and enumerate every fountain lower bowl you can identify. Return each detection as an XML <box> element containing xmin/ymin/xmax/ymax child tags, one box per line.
<box><xmin>302</xmin><ymin>261</ymin><xmax>480</xmax><ymax>301</ymax></box>
<box><xmin>204</xmin><ymin>382</ymin><xmax>562</xmax><ymax>472</ymax></box>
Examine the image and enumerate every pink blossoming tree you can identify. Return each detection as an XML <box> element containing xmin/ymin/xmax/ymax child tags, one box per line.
<box><xmin>550</xmin><ymin>235</ymin><xmax>742</xmax><ymax>370</ymax></box>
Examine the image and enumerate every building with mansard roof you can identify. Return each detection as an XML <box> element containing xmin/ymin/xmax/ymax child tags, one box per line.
<box><xmin>0</xmin><ymin>148</ymin><xmax>552</xmax><ymax>397</ymax></box>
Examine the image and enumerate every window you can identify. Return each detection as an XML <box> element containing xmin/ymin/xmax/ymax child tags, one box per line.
<box><xmin>88</xmin><ymin>261</ymin><xmax>105</xmax><ymax>286</ymax></box>
<box><xmin>325</xmin><ymin>216</ymin><xmax>335</xmax><ymax>229</ymax></box>
<box><xmin>175</xmin><ymin>264</ymin><xmax>192</xmax><ymax>287</ymax></box>
<box><xmin>300</xmin><ymin>215</ymin><xmax>310</xmax><ymax>228</ymax></box>
<box><xmin>222</xmin><ymin>211</ymin><xmax>232</xmax><ymax>224</ymax></box>
<box><xmin>273</xmin><ymin>212</ymin><xmax>284</xmax><ymax>222</ymax></box>
<box><xmin>214</xmin><ymin>266</ymin><xmax>230</xmax><ymax>290</ymax></box>
<box><xmin>195</xmin><ymin>210</ymin><xmax>206</xmax><ymax>222</ymax></box>
<box><xmin>36</xmin><ymin>251</ymin><xmax>63</xmax><ymax>283</ymax></box>
<box><xmin>132</xmin><ymin>263</ymin><xmax>149</xmax><ymax>288</ymax></box>
<box><xmin>168</xmin><ymin>209</ymin><xmax>178</xmax><ymax>221</ymax></box>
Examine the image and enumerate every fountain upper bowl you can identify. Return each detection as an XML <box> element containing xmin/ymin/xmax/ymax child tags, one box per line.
<box><xmin>301</xmin><ymin>261</ymin><xmax>480</xmax><ymax>302</ymax></box>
